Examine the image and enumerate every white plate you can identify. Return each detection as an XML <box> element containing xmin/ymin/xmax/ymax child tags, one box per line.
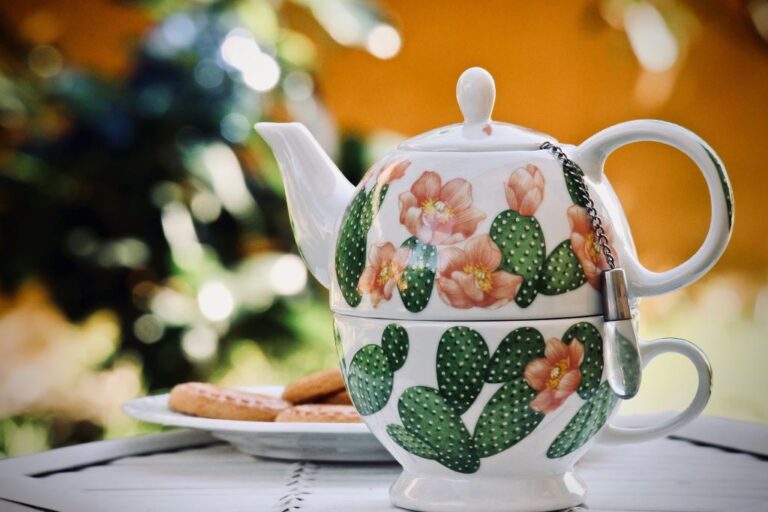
<box><xmin>122</xmin><ymin>386</ymin><xmax>393</xmax><ymax>462</ymax></box>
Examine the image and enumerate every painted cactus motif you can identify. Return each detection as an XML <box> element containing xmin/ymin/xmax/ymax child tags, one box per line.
<box><xmin>389</xmin><ymin>386</ymin><xmax>480</xmax><ymax>473</ymax></box>
<box><xmin>473</xmin><ymin>377</ymin><xmax>544</xmax><ymax>458</ymax></box>
<box><xmin>388</xmin><ymin>326</ymin><xmax>487</xmax><ymax>472</ymax></box>
<box><xmin>397</xmin><ymin>237</ymin><xmax>438</xmax><ymax>312</ymax></box>
<box><xmin>485</xmin><ymin>327</ymin><xmax>545</xmax><ymax>383</ymax></box>
<box><xmin>386</xmin><ymin>321</ymin><xmax>614</xmax><ymax>473</ymax></box>
<box><xmin>333</xmin><ymin>321</ymin><xmax>347</xmax><ymax>374</ymax></box>
<box><xmin>489</xmin><ymin>210</ymin><xmax>546</xmax><ymax>308</ymax></box>
<box><xmin>388</xmin><ymin>324</ymin><xmax>548</xmax><ymax>472</ymax></box>
<box><xmin>360</xmin><ymin>184</ymin><xmax>388</xmax><ymax>234</ymax></box>
<box><xmin>346</xmin><ymin>344</ymin><xmax>392</xmax><ymax>415</ymax></box>
<box><xmin>473</xmin><ymin>327</ymin><xmax>546</xmax><ymax>457</ymax></box>
<box><xmin>335</xmin><ymin>159</ymin><xmax>408</xmax><ymax>308</ymax></box>
<box><xmin>381</xmin><ymin>323</ymin><xmax>409</xmax><ymax>371</ymax></box>
<box><xmin>543</xmin><ymin>323</ymin><xmax>619</xmax><ymax>459</ymax></box>
<box><xmin>556</xmin><ymin>154</ymin><xmax>589</xmax><ymax>209</ymax></box>
<box><xmin>335</xmin><ymin>189</ymin><xmax>369</xmax><ymax>307</ymax></box>
<box><xmin>386</xmin><ymin>424</ymin><xmax>438</xmax><ymax>460</ymax></box>
<box><xmin>436</xmin><ymin>327</ymin><xmax>490</xmax><ymax>415</ymax></box>
<box><xmin>546</xmin><ymin>381</ymin><xmax>618</xmax><ymax>458</ymax></box>
<box><xmin>335</xmin><ymin>159</ymin><xmax>607</xmax><ymax>312</ymax></box>
<box><xmin>346</xmin><ymin>323</ymin><xmax>409</xmax><ymax>415</ymax></box>
<box><xmin>562</xmin><ymin>322</ymin><xmax>604</xmax><ymax>400</ymax></box>
<box><xmin>536</xmin><ymin>240</ymin><xmax>587</xmax><ymax>295</ymax></box>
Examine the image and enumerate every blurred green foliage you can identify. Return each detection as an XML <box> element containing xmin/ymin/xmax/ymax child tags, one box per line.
<box><xmin>0</xmin><ymin>0</ymin><xmax>387</xmax><ymax>455</ymax></box>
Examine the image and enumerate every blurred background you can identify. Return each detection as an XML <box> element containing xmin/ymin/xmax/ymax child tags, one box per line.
<box><xmin>0</xmin><ymin>0</ymin><xmax>766</xmax><ymax>457</ymax></box>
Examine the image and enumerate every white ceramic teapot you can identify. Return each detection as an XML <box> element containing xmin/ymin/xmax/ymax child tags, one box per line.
<box><xmin>256</xmin><ymin>67</ymin><xmax>733</xmax><ymax>512</ymax></box>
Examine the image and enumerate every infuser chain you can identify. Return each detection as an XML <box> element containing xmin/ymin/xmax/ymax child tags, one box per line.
<box><xmin>540</xmin><ymin>141</ymin><xmax>616</xmax><ymax>270</ymax></box>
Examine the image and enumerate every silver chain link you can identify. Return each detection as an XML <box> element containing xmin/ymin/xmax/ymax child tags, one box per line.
<box><xmin>540</xmin><ymin>141</ymin><xmax>616</xmax><ymax>270</ymax></box>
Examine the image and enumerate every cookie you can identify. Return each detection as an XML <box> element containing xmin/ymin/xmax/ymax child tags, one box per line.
<box><xmin>275</xmin><ymin>404</ymin><xmax>362</xmax><ymax>423</ymax></box>
<box><xmin>169</xmin><ymin>382</ymin><xmax>290</xmax><ymax>421</ymax></box>
<box><xmin>319</xmin><ymin>389</ymin><xmax>353</xmax><ymax>405</ymax></box>
<box><xmin>281</xmin><ymin>368</ymin><xmax>346</xmax><ymax>404</ymax></box>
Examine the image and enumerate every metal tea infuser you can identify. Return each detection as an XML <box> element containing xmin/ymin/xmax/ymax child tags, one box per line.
<box><xmin>541</xmin><ymin>141</ymin><xmax>641</xmax><ymax>399</ymax></box>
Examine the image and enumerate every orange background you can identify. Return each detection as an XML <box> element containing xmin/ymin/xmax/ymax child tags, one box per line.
<box><xmin>1</xmin><ymin>0</ymin><xmax>766</xmax><ymax>276</ymax></box>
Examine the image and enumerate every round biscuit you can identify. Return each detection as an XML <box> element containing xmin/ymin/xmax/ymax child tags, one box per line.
<box><xmin>275</xmin><ymin>404</ymin><xmax>362</xmax><ymax>423</ymax></box>
<box><xmin>281</xmin><ymin>368</ymin><xmax>345</xmax><ymax>404</ymax></box>
<box><xmin>169</xmin><ymin>382</ymin><xmax>290</xmax><ymax>421</ymax></box>
<box><xmin>319</xmin><ymin>389</ymin><xmax>352</xmax><ymax>405</ymax></box>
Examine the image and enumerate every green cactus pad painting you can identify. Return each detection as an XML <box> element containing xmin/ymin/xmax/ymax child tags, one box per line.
<box><xmin>346</xmin><ymin>344</ymin><xmax>393</xmax><ymax>415</ymax></box>
<box><xmin>559</xmin><ymin>160</ymin><xmax>589</xmax><ymax>208</ymax></box>
<box><xmin>473</xmin><ymin>326</ymin><xmax>549</xmax><ymax>457</ymax></box>
<box><xmin>381</xmin><ymin>324</ymin><xmax>612</xmax><ymax>472</ymax></box>
<box><xmin>397</xmin><ymin>237</ymin><xmax>437</xmax><ymax>312</ymax></box>
<box><xmin>489</xmin><ymin>210</ymin><xmax>546</xmax><ymax>308</ymax></box>
<box><xmin>485</xmin><ymin>327</ymin><xmax>546</xmax><ymax>384</ymax></box>
<box><xmin>335</xmin><ymin>189</ymin><xmax>369</xmax><ymax>307</ymax></box>
<box><xmin>361</xmin><ymin>184</ymin><xmax>389</xmax><ymax>233</ymax></box>
<box><xmin>562</xmin><ymin>322</ymin><xmax>604</xmax><ymax>400</ymax></box>
<box><xmin>335</xmin><ymin>183</ymin><xmax>392</xmax><ymax>308</ymax></box>
<box><xmin>382</xmin><ymin>323</ymin><xmax>409</xmax><ymax>372</ymax></box>
<box><xmin>333</xmin><ymin>321</ymin><xmax>347</xmax><ymax>374</ymax></box>
<box><xmin>386</xmin><ymin>424</ymin><xmax>439</xmax><ymax>460</ymax></box>
<box><xmin>436</xmin><ymin>326</ymin><xmax>490</xmax><ymax>415</ymax></box>
<box><xmin>473</xmin><ymin>368</ymin><xmax>545</xmax><ymax>457</ymax></box>
<box><xmin>537</xmin><ymin>240</ymin><xmax>587</xmax><ymax>295</ymax></box>
<box><xmin>546</xmin><ymin>381</ymin><xmax>618</xmax><ymax>458</ymax></box>
<box><xmin>392</xmin><ymin>386</ymin><xmax>480</xmax><ymax>473</ymax></box>
<box><xmin>346</xmin><ymin>323</ymin><xmax>409</xmax><ymax>415</ymax></box>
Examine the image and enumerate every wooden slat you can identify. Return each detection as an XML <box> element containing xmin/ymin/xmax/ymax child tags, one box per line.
<box><xmin>27</xmin><ymin>438</ymin><xmax>766</xmax><ymax>512</ymax></box>
<box><xmin>1</xmin><ymin>416</ymin><xmax>767</xmax><ymax>512</ymax></box>
<box><xmin>0</xmin><ymin>430</ymin><xmax>214</xmax><ymax>476</ymax></box>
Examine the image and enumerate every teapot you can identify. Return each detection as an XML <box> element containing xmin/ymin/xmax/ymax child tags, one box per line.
<box><xmin>256</xmin><ymin>67</ymin><xmax>733</xmax><ymax>512</ymax></box>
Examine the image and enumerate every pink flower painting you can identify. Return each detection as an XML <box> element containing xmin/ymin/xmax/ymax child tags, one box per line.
<box><xmin>376</xmin><ymin>158</ymin><xmax>410</xmax><ymax>186</ymax></box>
<box><xmin>360</xmin><ymin>158</ymin><xmax>410</xmax><ymax>187</ymax></box>
<box><xmin>399</xmin><ymin>171</ymin><xmax>485</xmax><ymax>245</ymax></box>
<box><xmin>504</xmin><ymin>164</ymin><xmax>544</xmax><ymax>216</ymax></box>
<box><xmin>357</xmin><ymin>242</ymin><xmax>411</xmax><ymax>307</ymax></box>
<box><xmin>436</xmin><ymin>235</ymin><xmax>522</xmax><ymax>309</ymax></box>
<box><xmin>524</xmin><ymin>337</ymin><xmax>584</xmax><ymax>414</ymax></box>
<box><xmin>567</xmin><ymin>205</ymin><xmax>619</xmax><ymax>290</ymax></box>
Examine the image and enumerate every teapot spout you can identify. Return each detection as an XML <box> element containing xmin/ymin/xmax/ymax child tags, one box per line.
<box><xmin>255</xmin><ymin>122</ymin><xmax>355</xmax><ymax>288</ymax></box>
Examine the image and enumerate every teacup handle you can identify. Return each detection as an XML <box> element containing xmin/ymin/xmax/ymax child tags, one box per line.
<box><xmin>599</xmin><ymin>337</ymin><xmax>711</xmax><ymax>444</ymax></box>
<box><xmin>572</xmin><ymin>120</ymin><xmax>734</xmax><ymax>297</ymax></box>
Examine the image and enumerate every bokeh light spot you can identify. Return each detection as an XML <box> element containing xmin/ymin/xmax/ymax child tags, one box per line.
<box><xmin>220</xmin><ymin>112</ymin><xmax>251</xmax><ymax>143</ymax></box>
<box><xmin>270</xmin><ymin>254</ymin><xmax>308</xmax><ymax>295</ymax></box>
<box><xmin>365</xmin><ymin>24</ymin><xmax>401</xmax><ymax>59</ymax></box>
<box><xmin>162</xmin><ymin>13</ymin><xmax>197</xmax><ymax>49</ymax></box>
<box><xmin>190</xmin><ymin>191</ymin><xmax>222</xmax><ymax>223</ymax></box>
<box><xmin>181</xmin><ymin>325</ymin><xmax>218</xmax><ymax>362</ymax></box>
<box><xmin>624</xmin><ymin>3</ymin><xmax>678</xmax><ymax>72</ymax></box>
<box><xmin>283</xmin><ymin>71</ymin><xmax>314</xmax><ymax>101</ymax></box>
<box><xmin>241</xmin><ymin>53</ymin><xmax>281</xmax><ymax>92</ymax></box>
<box><xmin>133</xmin><ymin>314</ymin><xmax>165</xmax><ymax>344</ymax></box>
<box><xmin>194</xmin><ymin>59</ymin><xmax>224</xmax><ymax>89</ymax></box>
<box><xmin>197</xmin><ymin>281</ymin><xmax>235</xmax><ymax>321</ymax></box>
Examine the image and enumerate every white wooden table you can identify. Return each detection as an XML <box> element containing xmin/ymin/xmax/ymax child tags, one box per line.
<box><xmin>0</xmin><ymin>416</ymin><xmax>766</xmax><ymax>512</ymax></box>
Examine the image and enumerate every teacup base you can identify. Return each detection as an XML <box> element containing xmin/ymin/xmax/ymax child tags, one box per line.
<box><xmin>389</xmin><ymin>469</ymin><xmax>586</xmax><ymax>512</ymax></box>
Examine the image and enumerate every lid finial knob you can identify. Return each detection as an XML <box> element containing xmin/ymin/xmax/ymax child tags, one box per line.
<box><xmin>457</xmin><ymin>67</ymin><xmax>495</xmax><ymax>125</ymax></box>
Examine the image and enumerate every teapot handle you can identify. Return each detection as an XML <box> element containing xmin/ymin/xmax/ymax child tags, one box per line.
<box><xmin>572</xmin><ymin>120</ymin><xmax>734</xmax><ymax>297</ymax></box>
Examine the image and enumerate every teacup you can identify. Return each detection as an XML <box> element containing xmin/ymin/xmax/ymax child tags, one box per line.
<box><xmin>334</xmin><ymin>314</ymin><xmax>711</xmax><ymax>512</ymax></box>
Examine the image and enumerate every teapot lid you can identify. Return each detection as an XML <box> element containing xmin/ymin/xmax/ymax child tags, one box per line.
<box><xmin>399</xmin><ymin>67</ymin><xmax>557</xmax><ymax>152</ymax></box>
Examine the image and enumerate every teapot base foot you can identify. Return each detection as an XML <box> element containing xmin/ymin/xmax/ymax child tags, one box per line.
<box><xmin>389</xmin><ymin>469</ymin><xmax>586</xmax><ymax>512</ymax></box>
